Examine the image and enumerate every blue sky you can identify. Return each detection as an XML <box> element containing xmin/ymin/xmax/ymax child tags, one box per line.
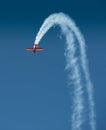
<box><xmin>0</xmin><ymin>0</ymin><xmax>106</xmax><ymax>130</ymax></box>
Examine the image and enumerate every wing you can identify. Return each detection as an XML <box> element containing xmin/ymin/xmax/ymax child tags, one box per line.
<box><xmin>26</xmin><ymin>48</ymin><xmax>33</xmax><ymax>51</ymax></box>
<box><xmin>36</xmin><ymin>48</ymin><xmax>44</xmax><ymax>50</ymax></box>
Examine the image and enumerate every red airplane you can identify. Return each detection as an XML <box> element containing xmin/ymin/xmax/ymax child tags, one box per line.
<box><xmin>26</xmin><ymin>44</ymin><xmax>44</xmax><ymax>53</ymax></box>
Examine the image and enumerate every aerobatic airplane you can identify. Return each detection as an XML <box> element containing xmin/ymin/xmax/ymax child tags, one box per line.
<box><xmin>26</xmin><ymin>44</ymin><xmax>44</xmax><ymax>53</ymax></box>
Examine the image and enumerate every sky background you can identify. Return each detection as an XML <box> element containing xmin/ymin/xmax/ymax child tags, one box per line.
<box><xmin>0</xmin><ymin>0</ymin><xmax>106</xmax><ymax>130</ymax></box>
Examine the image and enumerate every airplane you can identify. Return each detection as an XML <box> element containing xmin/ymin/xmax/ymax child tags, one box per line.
<box><xmin>26</xmin><ymin>44</ymin><xmax>44</xmax><ymax>53</ymax></box>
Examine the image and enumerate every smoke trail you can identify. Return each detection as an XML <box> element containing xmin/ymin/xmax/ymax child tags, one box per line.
<box><xmin>34</xmin><ymin>13</ymin><xmax>96</xmax><ymax>130</ymax></box>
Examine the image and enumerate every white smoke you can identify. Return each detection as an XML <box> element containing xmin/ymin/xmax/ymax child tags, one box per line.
<box><xmin>34</xmin><ymin>13</ymin><xmax>96</xmax><ymax>130</ymax></box>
